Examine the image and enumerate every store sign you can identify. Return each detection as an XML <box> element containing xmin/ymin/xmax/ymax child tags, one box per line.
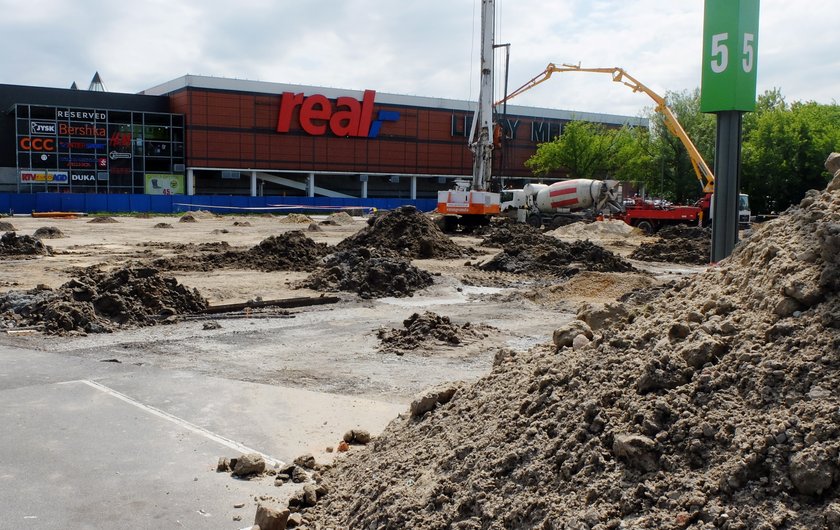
<box><xmin>276</xmin><ymin>89</ymin><xmax>399</xmax><ymax>138</ymax></box>
<box><xmin>71</xmin><ymin>173</ymin><xmax>97</xmax><ymax>183</ymax></box>
<box><xmin>30</xmin><ymin>122</ymin><xmax>56</xmax><ymax>135</ymax></box>
<box><xmin>58</xmin><ymin>123</ymin><xmax>106</xmax><ymax>137</ymax></box>
<box><xmin>20</xmin><ymin>171</ymin><xmax>69</xmax><ymax>184</ymax></box>
<box><xmin>145</xmin><ymin>173</ymin><xmax>184</xmax><ymax>195</ymax></box>
<box><xmin>19</xmin><ymin>137</ymin><xmax>56</xmax><ymax>151</ymax></box>
<box><xmin>57</xmin><ymin>109</ymin><xmax>106</xmax><ymax>120</ymax></box>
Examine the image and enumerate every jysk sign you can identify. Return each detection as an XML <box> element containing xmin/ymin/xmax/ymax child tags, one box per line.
<box><xmin>700</xmin><ymin>0</ymin><xmax>760</xmax><ymax>112</ymax></box>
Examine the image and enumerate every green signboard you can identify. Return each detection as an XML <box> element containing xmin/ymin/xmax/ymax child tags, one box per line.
<box><xmin>700</xmin><ymin>0</ymin><xmax>760</xmax><ymax>112</ymax></box>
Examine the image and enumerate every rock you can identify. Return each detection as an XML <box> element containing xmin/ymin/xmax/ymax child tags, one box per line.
<box><xmin>578</xmin><ymin>302</ymin><xmax>629</xmax><ymax>332</ymax></box>
<box><xmin>287</xmin><ymin>512</ymin><xmax>304</xmax><ymax>528</ymax></box>
<box><xmin>254</xmin><ymin>504</ymin><xmax>290</xmax><ymax>530</ymax></box>
<box><xmin>571</xmin><ymin>333</ymin><xmax>591</xmax><ymax>350</ymax></box>
<box><xmin>232</xmin><ymin>453</ymin><xmax>266</xmax><ymax>477</ymax></box>
<box><xmin>303</xmin><ymin>484</ymin><xmax>318</xmax><ymax>507</ymax></box>
<box><xmin>552</xmin><ymin>320</ymin><xmax>593</xmax><ymax>350</ymax></box>
<box><xmin>824</xmin><ymin>502</ymin><xmax>840</xmax><ymax>530</ymax></box>
<box><xmin>337</xmin><ymin>440</ymin><xmax>350</xmax><ymax>452</ymax></box>
<box><xmin>217</xmin><ymin>457</ymin><xmax>230</xmax><ymax>472</ymax></box>
<box><xmin>410</xmin><ymin>383</ymin><xmax>459</xmax><ymax>418</ymax></box>
<box><xmin>291</xmin><ymin>466</ymin><xmax>308</xmax><ymax>483</ymax></box>
<box><xmin>677</xmin><ymin>333</ymin><xmax>727</xmax><ymax>368</ymax></box>
<box><xmin>203</xmin><ymin>321</ymin><xmax>222</xmax><ymax>330</ymax></box>
<box><xmin>613</xmin><ymin>433</ymin><xmax>659</xmax><ymax>473</ymax></box>
<box><xmin>343</xmin><ymin>429</ymin><xmax>372</xmax><ymax>444</ymax></box>
<box><xmin>293</xmin><ymin>453</ymin><xmax>317</xmax><ymax>469</ymax></box>
<box><xmin>789</xmin><ymin>446</ymin><xmax>835</xmax><ymax>496</ymax></box>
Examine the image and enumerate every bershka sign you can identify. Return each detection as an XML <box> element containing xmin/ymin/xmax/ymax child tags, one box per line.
<box><xmin>276</xmin><ymin>90</ymin><xmax>399</xmax><ymax>138</ymax></box>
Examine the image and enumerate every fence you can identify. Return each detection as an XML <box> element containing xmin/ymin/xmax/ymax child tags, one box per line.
<box><xmin>0</xmin><ymin>193</ymin><xmax>439</xmax><ymax>215</ymax></box>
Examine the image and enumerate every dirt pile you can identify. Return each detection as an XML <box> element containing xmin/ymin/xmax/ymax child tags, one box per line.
<box><xmin>0</xmin><ymin>220</ymin><xmax>17</xmax><ymax>231</ymax></box>
<box><xmin>377</xmin><ymin>311</ymin><xmax>495</xmax><ymax>354</ymax></box>
<box><xmin>295</xmin><ymin>173</ymin><xmax>840</xmax><ymax>528</ymax></box>
<box><xmin>337</xmin><ymin>206</ymin><xmax>465</xmax><ymax>259</ymax></box>
<box><xmin>302</xmin><ymin>247</ymin><xmax>433</xmax><ymax>299</ymax></box>
<box><xmin>153</xmin><ymin>222</ymin><xmax>173</xmax><ymax>229</ymax></box>
<box><xmin>179</xmin><ymin>213</ymin><xmax>198</xmax><ymax>223</ymax></box>
<box><xmin>477</xmin><ymin>222</ymin><xmax>634</xmax><ymax>277</ymax></box>
<box><xmin>87</xmin><ymin>216</ymin><xmax>119</xmax><ymax>224</ymax></box>
<box><xmin>551</xmin><ymin>219</ymin><xmax>640</xmax><ymax>240</ymax></box>
<box><xmin>322</xmin><ymin>211</ymin><xmax>355</xmax><ymax>226</ymax></box>
<box><xmin>153</xmin><ymin>231</ymin><xmax>331</xmax><ymax>273</ymax></box>
<box><xmin>33</xmin><ymin>226</ymin><xmax>64</xmax><ymax>239</ymax></box>
<box><xmin>631</xmin><ymin>225</ymin><xmax>712</xmax><ymax>265</ymax></box>
<box><xmin>279</xmin><ymin>213</ymin><xmax>314</xmax><ymax>224</ymax></box>
<box><xmin>0</xmin><ymin>232</ymin><xmax>51</xmax><ymax>256</ymax></box>
<box><xmin>0</xmin><ymin>266</ymin><xmax>207</xmax><ymax>334</ymax></box>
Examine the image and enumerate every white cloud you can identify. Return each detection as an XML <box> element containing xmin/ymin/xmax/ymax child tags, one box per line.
<box><xmin>0</xmin><ymin>0</ymin><xmax>836</xmax><ymax>114</ymax></box>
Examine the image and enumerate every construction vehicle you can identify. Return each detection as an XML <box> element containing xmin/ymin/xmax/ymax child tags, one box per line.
<box><xmin>436</xmin><ymin>0</ymin><xmax>500</xmax><ymax>232</ymax></box>
<box><xmin>500</xmin><ymin>178</ymin><xmax>624</xmax><ymax>227</ymax></box>
<box><xmin>496</xmin><ymin>63</ymin><xmax>751</xmax><ymax>230</ymax></box>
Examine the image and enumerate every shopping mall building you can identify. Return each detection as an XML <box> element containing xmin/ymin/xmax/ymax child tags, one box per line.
<box><xmin>0</xmin><ymin>75</ymin><xmax>645</xmax><ymax>211</ymax></box>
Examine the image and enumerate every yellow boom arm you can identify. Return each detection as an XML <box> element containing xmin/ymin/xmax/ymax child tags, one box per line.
<box><xmin>498</xmin><ymin>63</ymin><xmax>715</xmax><ymax>193</ymax></box>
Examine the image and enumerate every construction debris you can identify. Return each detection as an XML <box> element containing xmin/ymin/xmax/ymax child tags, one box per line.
<box><xmin>301</xmin><ymin>247</ymin><xmax>433</xmax><ymax>299</ymax></box>
<box><xmin>292</xmin><ymin>172</ymin><xmax>840</xmax><ymax>529</ymax></box>
<box><xmin>377</xmin><ymin>311</ymin><xmax>495</xmax><ymax>354</ymax></box>
<box><xmin>337</xmin><ymin>206</ymin><xmax>466</xmax><ymax>259</ymax></box>
<box><xmin>630</xmin><ymin>225</ymin><xmax>712</xmax><ymax>265</ymax></box>
<box><xmin>0</xmin><ymin>266</ymin><xmax>207</xmax><ymax>334</ymax></box>
<box><xmin>33</xmin><ymin>226</ymin><xmax>64</xmax><ymax>239</ymax></box>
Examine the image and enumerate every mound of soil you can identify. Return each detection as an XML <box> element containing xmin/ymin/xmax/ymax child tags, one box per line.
<box><xmin>630</xmin><ymin>225</ymin><xmax>712</xmax><ymax>265</ymax></box>
<box><xmin>0</xmin><ymin>232</ymin><xmax>51</xmax><ymax>256</ymax></box>
<box><xmin>295</xmin><ymin>175</ymin><xmax>840</xmax><ymax>528</ymax></box>
<box><xmin>551</xmin><ymin>219</ymin><xmax>639</xmax><ymax>239</ymax></box>
<box><xmin>0</xmin><ymin>221</ymin><xmax>17</xmax><ymax>231</ymax></box>
<box><xmin>279</xmin><ymin>213</ymin><xmax>314</xmax><ymax>224</ymax></box>
<box><xmin>0</xmin><ymin>266</ymin><xmax>207</xmax><ymax>334</ymax></box>
<box><xmin>377</xmin><ymin>311</ymin><xmax>494</xmax><ymax>354</ymax></box>
<box><xmin>153</xmin><ymin>223</ymin><xmax>174</xmax><ymax>229</ymax></box>
<box><xmin>337</xmin><ymin>206</ymin><xmax>465</xmax><ymax>259</ymax></box>
<box><xmin>322</xmin><ymin>211</ymin><xmax>354</xmax><ymax>226</ymax></box>
<box><xmin>302</xmin><ymin>247</ymin><xmax>433</xmax><ymax>299</ymax></box>
<box><xmin>87</xmin><ymin>216</ymin><xmax>119</xmax><ymax>224</ymax></box>
<box><xmin>179</xmin><ymin>213</ymin><xmax>198</xmax><ymax>223</ymax></box>
<box><xmin>477</xmin><ymin>223</ymin><xmax>634</xmax><ymax>277</ymax></box>
<box><xmin>155</xmin><ymin>231</ymin><xmax>330</xmax><ymax>273</ymax></box>
<box><xmin>33</xmin><ymin>226</ymin><xmax>64</xmax><ymax>239</ymax></box>
<box><xmin>233</xmin><ymin>221</ymin><xmax>252</xmax><ymax>227</ymax></box>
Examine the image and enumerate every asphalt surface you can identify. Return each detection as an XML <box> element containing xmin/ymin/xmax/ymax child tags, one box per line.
<box><xmin>0</xmin><ymin>345</ymin><xmax>404</xmax><ymax>529</ymax></box>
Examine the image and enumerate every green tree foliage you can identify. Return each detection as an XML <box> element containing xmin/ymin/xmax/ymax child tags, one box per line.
<box><xmin>524</xmin><ymin>121</ymin><xmax>656</xmax><ymax>184</ymax></box>
<box><xmin>741</xmin><ymin>92</ymin><xmax>840</xmax><ymax>213</ymax></box>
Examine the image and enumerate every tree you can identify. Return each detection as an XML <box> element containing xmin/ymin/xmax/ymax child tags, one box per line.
<box><xmin>524</xmin><ymin>121</ymin><xmax>656</xmax><ymax>185</ymax></box>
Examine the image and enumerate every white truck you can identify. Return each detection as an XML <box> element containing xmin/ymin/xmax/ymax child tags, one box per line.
<box><xmin>500</xmin><ymin>178</ymin><xmax>624</xmax><ymax>228</ymax></box>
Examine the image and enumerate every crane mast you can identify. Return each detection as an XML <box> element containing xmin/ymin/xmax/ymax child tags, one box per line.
<box><xmin>470</xmin><ymin>0</ymin><xmax>495</xmax><ymax>191</ymax></box>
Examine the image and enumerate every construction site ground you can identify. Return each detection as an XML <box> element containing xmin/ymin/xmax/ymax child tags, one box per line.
<box><xmin>0</xmin><ymin>213</ymin><xmax>704</xmax><ymax>529</ymax></box>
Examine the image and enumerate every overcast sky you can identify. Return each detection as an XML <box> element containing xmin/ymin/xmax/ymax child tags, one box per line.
<box><xmin>1</xmin><ymin>0</ymin><xmax>837</xmax><ymax>118</ymax></box>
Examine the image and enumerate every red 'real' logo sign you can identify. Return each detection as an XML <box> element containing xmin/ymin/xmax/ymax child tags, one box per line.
<box><xmin>276</xmin><ymin>90</ymin><xmax>399</xmax><ymax>138</ymax></box>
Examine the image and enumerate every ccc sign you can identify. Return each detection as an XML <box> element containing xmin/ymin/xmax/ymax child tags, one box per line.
<box><xmin>19</xmin><ymin>137</ymin><xmax>56</xmax><ymax>151</ymax></box>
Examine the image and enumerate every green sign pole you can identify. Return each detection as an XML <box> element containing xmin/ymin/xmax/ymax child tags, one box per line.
<box><xmin>700</xmin><ymin>0</ymin><xmax>760</xmax><ymax>262</ymax></box>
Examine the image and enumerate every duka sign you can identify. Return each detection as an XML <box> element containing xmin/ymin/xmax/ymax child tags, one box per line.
<box><xmin>276</xmin><ymin>90</ymin><xmax>399</xmax><ymax>138</ymax></box>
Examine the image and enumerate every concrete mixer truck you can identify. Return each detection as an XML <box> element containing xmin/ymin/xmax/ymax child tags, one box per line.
<box><xmin>500</xmin><ymin>178</ymin><xmax>624</xmax><ymax>228</ymax></box>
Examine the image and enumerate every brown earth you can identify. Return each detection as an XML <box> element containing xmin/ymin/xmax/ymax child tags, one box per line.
<box><xmin>377</xmin><ymin>311</ymin><xmax>498</xmax><ymax>354</ymax></box>
<box><xmin>292</xmin><ymin>174</ymin><xmax>840</xmax><ymax>529</ymax></box>
<box><xmin>630</xmin><ymin>225</ymin><xmax>712</xmax><ymax>265</ymax></box>
<box><xmin>0</xmin><ymin>232</ymin><xmax>51</xmax><ymax>256</ymax></box>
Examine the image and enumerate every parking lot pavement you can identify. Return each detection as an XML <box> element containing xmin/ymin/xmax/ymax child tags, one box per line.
<box><xmin>0</xmin><ymin>346</ymin><xmax>404</xmax><ymax>529</ymax></box>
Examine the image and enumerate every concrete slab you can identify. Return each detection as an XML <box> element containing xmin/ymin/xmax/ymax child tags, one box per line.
<box><xmin>0</xmin><ymin>345</ymin><xmax>405</xmax><ymax>529</ymax></box>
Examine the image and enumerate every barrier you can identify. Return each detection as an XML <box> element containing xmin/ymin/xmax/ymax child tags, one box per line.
<box><xmin>0</xmin><ymin>193</ymin><xmax>438</xmax><ymax>215</ymax></box>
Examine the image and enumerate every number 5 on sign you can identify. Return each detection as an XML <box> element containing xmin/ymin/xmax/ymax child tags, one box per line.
<box><xmin>700</xmin><ymin>0</ymin><xmax>760</xmax><ymax>113</ymax></box>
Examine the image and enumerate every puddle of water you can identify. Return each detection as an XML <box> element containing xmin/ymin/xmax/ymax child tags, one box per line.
<box><xmin>378</xmin><ymin>285</ymin><xmax>508</xmax><ymax>308</ymax></box>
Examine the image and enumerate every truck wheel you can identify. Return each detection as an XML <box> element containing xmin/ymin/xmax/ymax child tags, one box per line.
<box><xmin>636</xmin><ymin>220</ymin><xmax>654</xmax><ymax>235</ymax></box>
<box><xmin>438</xmin><ymin>215</ymin><xmax>458</xmax><ymax>233</ymax></box>
<box><xmin>526</xmin><ymin>214</ymin><xmax>542</xmax><ymax>228</ymax></box>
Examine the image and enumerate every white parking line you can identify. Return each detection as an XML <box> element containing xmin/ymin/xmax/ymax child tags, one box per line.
<box><xmin>59</xmin><ymin>379</ymin><xmax>284</xmax><ymax>468</ymax></box>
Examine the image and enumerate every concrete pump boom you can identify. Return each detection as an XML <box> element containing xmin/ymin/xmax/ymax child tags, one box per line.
<box><xmin>497</xmin><ymin>63</ymin><xmax>716</xmax><ymax>194</ymax></box>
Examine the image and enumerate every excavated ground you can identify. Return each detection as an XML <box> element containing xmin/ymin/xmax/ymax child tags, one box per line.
<box><xmin>377</xmin><ymin>311</ymin><xmax>499</xmax><ymax>355</ymax></box>
<box><xmin>630</xmin><ymin>225</ymin><xmax>713</xmax><ymax>265</ymax></box>
<box><xmin>293</xmin><ymin>175</ymin><xmax>840</xmax><ymax>529</ymax></box>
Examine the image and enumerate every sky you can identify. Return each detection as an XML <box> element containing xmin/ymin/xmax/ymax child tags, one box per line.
<box><xmin>0</xmin><ymin>0</ymin><xmax>837</xmax><ymax>119</ymax></box>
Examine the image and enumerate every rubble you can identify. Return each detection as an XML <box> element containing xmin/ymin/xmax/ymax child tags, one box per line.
<box><xmin>302</xmin><ymin>247</ymin><xmax>433</xmax><ymax>299</ymax></box>
<box><xmin>87</xmin><ymin>216</ymin><xmax>119</xmax><ymax>224</ymax></box>
<box><xmin>292</xmin><ymin>170</ymin><xmax>840</xmax><ymax>529</ymax></box>
<box><xmin>33</xmin><ymin>226</ymin><xmax>64</xmax><ymax>239</ymax></box>
<box><xmin>476</xmin><ymin>222</ymin><xmax>634</xmax><ymax>277</ymax></box>
<box><xmin>630</xmin><ymin>225</ymin><xmax>712</xmax><ymax>265</ymax></box>
<box><xmin>336</xmin><ymin>206</ymin><xmax>465</xmax><ymax>259</ymax></box>
<box><xmin>377</xmin><ymin>311</ymin><xmax>495</xmax><ymax>353</ymax></box>
<box><xmin>0</xmin><ymin>266</ymin><xmax>207</xmax><ymax>333</ymax></box>
<box><xmin>0</xmin><ymin>232</ymin><xmax>51</xmax><ymax>256</ymax></box>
